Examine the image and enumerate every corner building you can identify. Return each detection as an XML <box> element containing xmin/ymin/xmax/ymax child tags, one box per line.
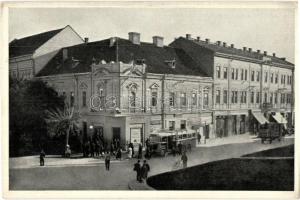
<box><xmin>37</xmin><ymin>33</ymin><xmax>214</xmax><ymax>148</ymax></box>
<box><xmin>170</xmin><ymin>35</ymin><xmax>294</xmax><ymax>137</ymax></box>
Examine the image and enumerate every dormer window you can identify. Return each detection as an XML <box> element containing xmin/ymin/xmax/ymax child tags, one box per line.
<box><xmin>165</xmin><ymin>59</ymin><xmax>176</xmax><ymax>69</ymax></box>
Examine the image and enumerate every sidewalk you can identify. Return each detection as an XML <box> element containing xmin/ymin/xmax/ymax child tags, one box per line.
<box><xmin>196</xmin><ymin>133</ymin><xmax>260</xmax><ymax>147</ymax></box>
<box><xmin>9</xmin><ymin>154</ymin><xmax>129</xmax><ymax>169</ymax></box>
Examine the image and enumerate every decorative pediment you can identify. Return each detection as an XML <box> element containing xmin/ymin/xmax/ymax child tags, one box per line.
<box><xmin>96</xmin><ymin>81</ymin><xmax>105</xmax><ymax>89</ymax></box>
<box><xmin>122</xmin><ymin>65</ymin><xmax>144</xmax><ymax>76</ymax></box>
<box><xmin>149</xmin><ymin>83</ymin><xmax>159</xmax><ymax>89</ymax></box>
<box><xmin>93</xmin><ymin>67</ymin><xmax>111</xmax><ymax>76</ymax></box>
<box><xmin>126</xmin><ymin>82</ymin><xmax>139</xmax><ymax>91</ymax></box>
<box><xmin>79</xmin><ymin>82</ymin><xmax>88</xmax><ymax>90</ymax></box>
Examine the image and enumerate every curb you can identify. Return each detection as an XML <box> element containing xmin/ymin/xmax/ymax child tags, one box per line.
<box><xmin>128</xmin><ymin>179</ymin><xmax>154</xmax><ymax>190</ymax></box>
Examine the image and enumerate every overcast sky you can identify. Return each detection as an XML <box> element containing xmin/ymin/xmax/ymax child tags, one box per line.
<box><xmin>9</xmin><ymin>7</ymin><xmax>295</xmax><ymax>62</ymax></box>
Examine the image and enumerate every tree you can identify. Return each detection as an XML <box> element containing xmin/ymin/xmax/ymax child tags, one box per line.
<box><xmin>9</xmin><ymin>76</ymin><xmax>65</xmax><ymax>156</ymax></box>
<box><xmin>45</xmin><ymin>104</ymin><xmax>81</xmax><ymax>154</ymax></box>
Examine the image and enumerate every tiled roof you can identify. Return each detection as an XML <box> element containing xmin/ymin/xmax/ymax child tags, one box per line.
<box><xmin>9</xmin><ymin>28</ymin><xmax>64</xmax><ymax>58</ymax></box>
<box><xmin>174</xmin><ymin>37</ymin><xmax>294</xmax><ymax>67</ymax></box>
<box><xmin>37</xmin><ymin>38</ymin><xmax>208</xmax><ymax>77</ymax></box>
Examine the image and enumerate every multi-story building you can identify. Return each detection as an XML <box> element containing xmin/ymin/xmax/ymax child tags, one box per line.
<box><xmin>9</xmin><ymin>25</ymin><xmax>84</xmax><ymax>79</ymax></box>
<box><xmin>170</xmin><ymin>34</ymin><xmax>294</xmax><ymax>137</ymax></box>
<box><xmin>36</xmin><ymin>33</ymin><xmax>214</xmax><ymax>147</ymax></box>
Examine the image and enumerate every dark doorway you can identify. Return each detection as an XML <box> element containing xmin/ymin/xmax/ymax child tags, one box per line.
<box><xmin>112</xmin><ymin>127</ymin><xmax>121</xmax><ymax>141</ymax></box>
<box><xmin>204</xmin><ymin>125</ymin><xmax>210</xmax><ymax>139</ymax></box>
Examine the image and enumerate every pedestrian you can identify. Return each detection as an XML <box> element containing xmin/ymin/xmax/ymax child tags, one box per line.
<box><xmin>95</xmin><ymin>141</ymin><xmax>100</xmax><ymax>157</ymax></box>
<box><xmin>145</xmin><ymin>147</ymin><xmax>151</xmax><ymax>160</ymax></box>
<box><xmin>40</xmin><ymin>149</ymin><xmax>45</xmax><ymax>166</ymax></box>
<box><xmin>116</xmin><ymin>148</ymin><xmax>122</xmax><ymax>160</ymax></box>
<box><xmin>105</xmin><ymin>152</ymin><xmax>111</xmax><ymax>171</ymax></box>
<box><xmin>138</xmin><ymin>143</ymin><xmax>143</xmax><ymax>159</ymax></box>
<box><xmin>116</xmin><ymin>139</ymin><xmax>120</xmax><ymax>149</ymax></box>
<box><xmin>178</xmin><ymin>142</ymin><xmax>182</xmax><ymax>155</ymax></box>
<box><xmin>110</xmin><ymin>141</ymin><xmax>115</xmax><ymax>155</ymax></box>
<box><xmin>133</xmin><ymin>160</ymin><xmax>142</xmax><ymax>182</ymax></box>
<box><xmin>128</xmin><ymin>145</ymin><xmax>133</xmax><ymax>159</ymax></box>
<box><xmin>172</xmin><ymin>145</ymin><xmax>176</xmax><ymax>157</ymax></box>
<box><xmin>197</xmin><ymin>132</ymin><xmax>201</xmax><ymax>144</ymax></box>
<box><xmin>91</xmin><ymin>141</ymin><xmax>95</xmax><ymax>157</ymax></box>
<box><xmin>129</xmin><ymin>142</ymin><xmax>134</xmax><ymax>157</ymax></box>
<box><xmin>181</xmin><ymin>151</ymin><xmax>188</xmax><ymax>168</ymax></box>
<box><xmin>141</xmin><ymin>160</ymin><xmax>150</xmax><ymax>180</ymax></box>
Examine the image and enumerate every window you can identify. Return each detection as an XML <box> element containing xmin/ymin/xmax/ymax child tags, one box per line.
<box><xmin>231</xmin><ymin>68</ymin><xmax>235</xmax><ymax>80</ymax></box>
<box><xmin>256</xmin><ymin>71</ymin><xmax>260</xmax><ymax>82</ymax></box>
<box><xmin>180</xmin><ymin>120</ymin><xmax>186</xmax><ymax>130</ymax></box>
<box><xmin>192</xmin><ymin>93</ymin><xmax>197</xmax><ymax>106</ymax></box>
<box><xmin>270</xmin><ymin>93</ymin><xmax>273</xmax><ymax>104</ymax></box>
<box><xmin>169</xmin><ymin>121</ymin><xmax>175</xmax><ymax>131</ymax></box>
<box><xmin>216</xmin><ymin>66</ymin><xmax>221</xmax><ymax>78</ymax></box>
<box><xmin>264</xmin><ymin>72</ymin><xmax>268</xmax><ymax>83</ymax></box>
<box><xmin>223</xmin><ymin>90</ymin><xmax>228</xmax><ymax>104</ymax></box>
<box><xmin>243</xmin><ymin>91</ymin><xmax>247</xmax><ymax>103</ymax></box>
<box><xmin>234</xmin><ymin>91</ymin><xmax>238</xmax><ymax>103</ymax></box>
<box><xmin>281</xmin><ymin>75</ymin><xmax>283</xmax><ymax>84</ymax></box>
<box><xmin>151</xmin><ymin>91</ymin><xmax>158</xmax><ymax>107</ymax></box>
<box><xmin>251</xmin><ymin>71</ymin><xmax>255</xmax><ymax>81</ymax></box>
<box><xmin>283</xmin><ymin>75</ymin><xmax>286</xmax><ymax>84</ymax></box>
<box><xmin>223</xmin><ymin>67</ymin><xmax>228</xmax><ymax>79</ymax></box>
<box><xmin>180</xmin><ymin>92</ymin><xmax>187</xmax><ymax>106</ymax></box>
<box><xmin>251</xmin><ymin>92</ymin><xmax>254</xmax><ymax>103</ymax></box>
<box><xmin>275</xmin><ymin>93</ymin><xmax>278</xmax><ymax>104</ymax></box>
<box><xmin>281</xmin><ymin>93</ymin><xmax>286</xmax><ymax>104</ymax></box>
<box><xmin>240</xmin><ymin>91</ymin><xmax>247</xmax><ymax>103</ymax></box>
<box><xmin>215</xmin><ymin>90</ymin><xmax>220</xmax><ymax>104</ymax></box>
<box><xmin>275</xmin><ymin>74</ymin><xmax>278</xmax><ymax>84</ymax></box>
<box><xmin>203</xmin><ymin>91</ymin><xmax>209</xmax><ymax>107</ymax></box>
<box><xmin>82</xmin><ymin>91</ymin><xmax>87</xmax><ymax>107</ymax></box>
<box><xmin>256</xmin><ymin>92</ymin><xmax>260</xmax><ymax>104</ymax></box>
<box><xmin>231</xmin><ymin>91</ymin><xmax>235</xmax><ymax>103</ymax></box>
<box><xmin>264</xmin><ymin>93</ymin><xmax>267</xmax><ymax>103</ymax></box>
<box><xmin>70</xmin><ymin>92</ymin><xmax>74</xmax><ymax>107</ymax></box>
<box><xmin>235</xmin><ymin>69</ymin><xmax>238</xmax><ymax>80</ymax></box>
<box><xmin>245</xmin><ymin>70</ymin><xmax>248</xmax><ymax>81</ymax></box>
<box><xmin>271</xmin><ymin>73</ymin><xmax>274</xmax><ymax>83</ymax></box>
<box><xmin>241</xmin><ymin>69</ymin><xmax>244</xmax><ymax>80</ymax></box>
<box><xmin>169</xmin><ymin>92</ymin><xmax>175</xmax><ymax>106</ymax></box>
<box><xmin>129</xmin><ymin>91</ymin><xmax>136</xmax><ymax>108</ymax></box>
<box><xmin>287</xmin><ymin>94</ymin><xmax>291</xmax><ymax>104</ymax></box>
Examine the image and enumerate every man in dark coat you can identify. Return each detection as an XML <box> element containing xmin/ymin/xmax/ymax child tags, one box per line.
<box><xmin>141</xmin><ymin>160</ymin><xmax>150</xmax><ymax>180</ymax></box>
<box><xmin>105</xmin><ymin>152</ymin><xmax>111</xmax><ymax>171</ymax></box>
<box><xmin>181</xmin><ymin>152</ymin><xmax>188</xmax><ymax>168</ymax></box>
<box><xmin>197</xmin><ymin>133</ymin><xmax>201</xmax><ymax>144</ymax></box>
<box><xmin>178</xmin><ymin>142</ymin><xmax>183</xmax><ymax>155</ymax></box>
<box><xmin>133</xmin><ymin>160</ymin><xmax>142</xmax><ymax>182</ymax></box>
<box><xmin>40</xmin><ymin>149</ymin><xmax>45</xmax><ymax>166</ymax></box>
<box><xmin>138</xmin><ymin>143</ymin><xmax>143</xmax><ymax>159</ymax></box>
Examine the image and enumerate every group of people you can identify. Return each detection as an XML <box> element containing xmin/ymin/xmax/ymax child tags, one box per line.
<box><xmin>133</xmin><ymin>160</ymin><xmax>150</xmax><ymax>182</ymax></box>
<box><xmin>127</xmin><ymin>138</ymin><xmax>152</xmax><ymax>160</ymax></box>
<box><xmin>83</xmin><ymin>138</ymin><xmax>122</xmax><ymax>160</ymax></box>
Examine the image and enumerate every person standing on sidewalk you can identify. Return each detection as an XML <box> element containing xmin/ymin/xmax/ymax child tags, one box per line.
<box><xmin>138</xmin><ymin>143</ymin><xmax>143</xmax><ymax>159</ymax></box>
<box><xmin>105</xmin><ymin>152</ymin><xmax>111</xmax><ymax>171</ymax></box>
<box><xmin>197</xmin><ymin>133</ymin><xmax>201</xmax><ymax>144</ymax></box>
<box><xmin>40</xmin><ymin>149</ymin><xmax>45</xmax><ymax>166</ymax></box>
<box><xmin>133</xmin><ymin>160</ymin><xmax>142</xmax><ymax>182</ymax></box>
<box><xmin>181</xmin><ymin>151</ymin><xmax>188</xmax><ymax>168</ymax></box>
<box><xmin>141</xmin><ymin>160</ymin><xmax>150</xmax><ymax>180</ymax></box>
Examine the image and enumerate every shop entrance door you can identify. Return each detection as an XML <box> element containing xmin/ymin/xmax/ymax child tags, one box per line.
<box><xmin>112</xmin><ymin>127</ymin><xmax>121</xmax><ymax>141</ymax></box>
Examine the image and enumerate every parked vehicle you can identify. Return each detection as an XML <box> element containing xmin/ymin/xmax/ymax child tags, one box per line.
<box><xmin>258</xmin><ymin>122</ymin><xmax>282</xmax><ymax>144</ymax></box>
<box><xmin>148</xmin><ymin>130</ymin><xmax>197</xmax><ymax>156</ymax></box>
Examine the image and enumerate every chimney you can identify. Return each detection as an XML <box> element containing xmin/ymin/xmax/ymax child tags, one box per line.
<box><xmin>264</xmin><ymin>51</ymin><xmax>267</xmax><ymax>56</ymax></box>
<box><xmin>248</xmin><ymin>48</ymin><xmax>252</xmax><ymax>53</ymax></box>
<box><xmin>62</xmin><ymin>48</ymin><xmax>68</xmax><ymax>61</ymax></box>
<box><xmin>281</xmin><ymin>57</ymin><xmax>286</xmax><ymax>61</ymax></box>
<box><xmin>223</xmin><ymin>42</ymin><xmax>227</xmax><ymax>47</ymax></box>
<box><xmin>257</xmin><ymin>50</ymin><xmax>261</xmax><ymax>54</ymax></box>
<box><xmin>128</xmin><ymin>32</ymin><xmax>140</xmax><ymax>45</ymax></box>
<box><xmin>230</xmin><ymin>44</ymin><xmax>234</xmax><ymax>48</ymax></box>
<box><xmin>217</xmin><ymin>41</ymin><xmax>221</xmax><ymax>46</ymax></box>
<box><xmin>186</xmin><ymin>34</ymin><xmax>191</xmax><ymax>40</ymax></box>
<box><xmin>196</xmin><ymin>36</ymin><xmax>200</xmax><ymax>41</ymax></box>
<box><xmin>273</xmin><ymin>53</ymin><xmax>276</xmax><ymax>57</ymax></box>
<box><xmin>243</xmin><ymin>47</ymin><xmax>247</xmax><ymax>51</ymax></box>
<box><xmin>153</xmin><ymin>36</ymin><xmax>164</xmax><ymax>47</ymax></box>
<box><xmin>84</xmin><ymin>37</ymin><xmax>89</xmax><ymax>43</ymax></box>
<box><xmin>205</xmin><ymin>38</ymin><xmax>210</xmax><ymax>44</ymax></box>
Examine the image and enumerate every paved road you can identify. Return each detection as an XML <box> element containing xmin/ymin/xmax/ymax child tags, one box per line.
<box><xmin>9</xmin><ymin>137</ymin><xmax>294</xmax><ymax>190</ymax></box>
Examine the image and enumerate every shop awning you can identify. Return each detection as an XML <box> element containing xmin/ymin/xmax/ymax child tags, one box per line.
<box><xmin>272</xmin><ymin>113</ymin><xmax>287</xmax><ymax>124</ymax></box>
<box><xmin>252</xmin><ymin>112</ymin><xmax>269</xmax><ymax>124</ymax></box>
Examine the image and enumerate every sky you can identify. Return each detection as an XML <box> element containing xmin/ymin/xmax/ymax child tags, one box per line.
<box><xmin>9</xmin><ymin>7</ymin><xmax>295</xmax><ymax>62</ymax></box>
